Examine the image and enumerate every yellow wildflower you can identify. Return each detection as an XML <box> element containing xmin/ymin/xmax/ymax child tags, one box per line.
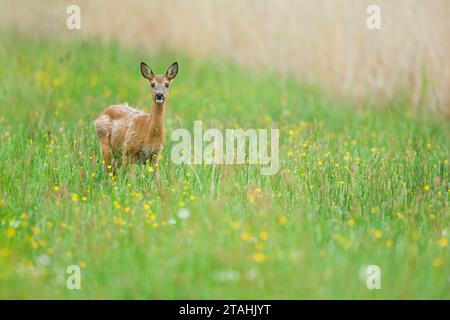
<box><xmin>31</xmin><ymin>239</ymin><xmax>38</xmax><ymax>249</ymax></box>
<box><xmin>371</xmin><ymin>228</ymin><xmax>383</xmax><ymax>239</ymax></box>
<box><xmin>386</xmin><ymin>239</ymin><xmax>393</xmax><ymax>248</ymax></box>
<box><xmin>240</xmin><ymin>232</ymin><xmax>252</xmax><ymax>241</ymax></box>
<box><xmin>6</xmin><ymin>227</ymin><xmax>16</xmax><ymax>238</ymax></box>
<box><xmin>230</xmin><ymin>221</ymin><xmax>241</xmax><ymax>230</ymax></box>
<box><xmin>432</xmin><ymin>257</ymin><xmax>442</xmax><ymax>267</ymax></box>
<box><xmin>32</xmin><ymin>226</ymin><xmax>41</xmax><ymax>235</ymax></box>
<box><xmin>396</xmin><ymin>212</ymin><xmax>405</xmax><ymax>220</ymax></box>
<box><xmin>114</xmin><ymin>217</ymin><xmax>125</xmax><ymax>226</ymax></box>
<box><xmin>259</xmin><ymin>231</ymin><xmax>269</xmax><ymax>241</ymax></box>
<box><xmin>0</xmin><ymin>248</ymin><xmax>10</xmax><ymax>258</ymax></box>
<box><xmin>251</xmin><ymin>252</ymin><xmax>266</xmax><ymax>263</ymax></box>
<box><xmin>255</xmin><ymin>242</ymin><xmax>264</xmax><ymax>250</ymax></box>
<box><xmin>439</xmin><ymin>237</ymin><xmax>448</xmax><ymax>248</ymax></box>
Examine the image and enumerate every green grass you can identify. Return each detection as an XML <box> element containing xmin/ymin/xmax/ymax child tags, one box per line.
<box><xmin>0</xmin><ymin>34</ymin><xmax>448</xmax><ymax>299</ymax></box>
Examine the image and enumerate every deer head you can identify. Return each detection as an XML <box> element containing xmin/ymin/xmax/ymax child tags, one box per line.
<box><xmin>140</xmin><ymin>62</ymin><xmax>178</xmax><ymax>105</ymax></box>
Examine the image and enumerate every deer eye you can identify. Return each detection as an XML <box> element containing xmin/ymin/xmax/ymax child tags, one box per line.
<box><xmin>165</xmin><ymin>83</ymin><xmax>170</xmax><ymax>89</ymax></box>
<box><xmin>151</xmin><ymin>83</ymin><xmax>155</xmax><ymax>88</ymax></box>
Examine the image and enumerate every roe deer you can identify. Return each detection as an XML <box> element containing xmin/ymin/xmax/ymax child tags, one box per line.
<box><xmin>95</xmin><ymin>62</ymin><xmax>178</xmax><ymax>181</ymax></box>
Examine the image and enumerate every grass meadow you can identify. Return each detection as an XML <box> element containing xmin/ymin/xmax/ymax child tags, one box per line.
<box><xmin>0</xmin><ymin>34</ymin><xmax>448</xmax><ymax>299</ymax></box>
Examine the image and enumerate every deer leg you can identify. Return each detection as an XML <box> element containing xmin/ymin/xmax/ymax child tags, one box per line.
<box><xmin>100</xmin><ymin>141</ymin><xmax>113</xmax><ymax>172</ymax></box>
<box><xmin>123</xmin><ymin>153</ymin><xmax>137</xmax><ymax>165</ymax></box>
<box><xmin>119</xmin><ymin>150</ymin><xmax>137</xmax><ymax>181</ymax></box>
<box><xmin>153</xmin><ymin>152</ymin><xmax>162</xmax><ymax>187</ymax></box>
<box><xmin>122</xmin><ymin>149</ymin><xmax>139</xmax><ymax>168</ymax></box>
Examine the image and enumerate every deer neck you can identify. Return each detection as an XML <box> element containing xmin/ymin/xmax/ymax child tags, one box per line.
<box><xmin>149</xmin><ymin>101</ymin><xmax>166</xmax><ymax>139</ymax></box>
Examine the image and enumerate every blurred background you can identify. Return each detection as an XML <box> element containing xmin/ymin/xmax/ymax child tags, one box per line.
<box><xmin>1</xmin><ymin>0</ymin><xmax>449</xmax><ymax>115</ymax></box>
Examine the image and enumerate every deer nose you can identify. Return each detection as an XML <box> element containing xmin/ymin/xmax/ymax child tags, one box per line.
<box><xmin>155</xmin><ymin>92</ymin><xmax>164</xmax><ymax>100</ymax></box>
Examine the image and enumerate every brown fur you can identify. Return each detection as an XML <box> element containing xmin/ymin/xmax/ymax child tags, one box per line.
<box><xmin>95</xmin><ymin>62</ymin><xmax>178</xmax><ymax>180</ymax></box>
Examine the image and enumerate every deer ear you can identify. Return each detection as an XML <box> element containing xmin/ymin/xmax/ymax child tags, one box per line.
<box><xmin>140</xmin><ymin>62</ymin><xmax>154</xmax><ymax>80</ymax></box>
<box><xmin>165</xmin><ymin>62</ymin><xmax>178</xmax><ymax>80</ymax></box>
